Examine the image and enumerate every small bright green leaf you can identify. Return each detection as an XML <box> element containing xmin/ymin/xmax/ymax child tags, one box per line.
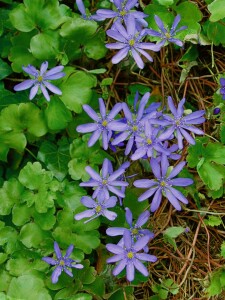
<box><xmin>19</xmin><ymin>162</ymin><xmax>53</xmax><ymax>190</ymax></box>
<box><xmin>0</xmin><ymin>59</ymin><xmax>12</xmax><ymax>80</ymax></box>
<box><xmin>19</xmin><ymin>223</ymin><xmax>48</xmax><ymax>248</ymax></box>
<box><xmin>164</xmin><ymin>226</ymin><xmax>185</xmax><ymax>238</ymax></box>
<box><xmin>220</xmin><ymin>125</ymin><xmax>225</xmax><ymax>144</ymax></box>
<box><xmin>70</xmin><ymin>293</ymin><xmax>92</xmax><ymax>300</ymax></box>
<box><xmin>204</xmin><ymin>215</ymin><xmax>222</xmax><ymax>227</ymax></box>
<box><xmin>221</xmin><ymin>242</ymin><xmax>225</xmax><ymax>258</ymax></box>
<box><xmin>33</xmin><ymin>208</ymin><xmax>56</xmax><ymax>230</ymax></box>
<box><xmin>155</xmin><ymin>0</ymin><xmax>175</xmax><ymax>6</ymax></box>
<box><xmin>7</xmin><ymin>275</ymin><xmax>51</xmax><ymax>300</ymax></box>
<box><xmin>0</xmin><ymin>270</ymin><xmax>11</xmax><ymax>292</ymax></box>
<box><xmin>204</xmin><ymin>142</ymin><xmax>225</xmax><ymax>164</ymax></box>
<box><xmin>84</xmin><ymin>32</ymin><xmax>107</xmax><ymax>60</ymax></box>
<box><xmin>205</xmin><ymin>20</ymin><xmax>225</xmax><ymax>45</ymax></box>
<box><xmin>44</xmin><ymin>97</ymin><xmax>72</xmax><ymax>131</ymax></box>
<box><xmin>60</xmin><ymin>69</ymin><xmax>97</xmax><ymax>113</ymax></box>
<box><xmin>12</xmin><ymin>203</ymin><xmax>33</xmax><ymax>226</ymax></box>
<box><xmin>208</xmin><ymin>0</ymin><xmax>225</xmax><ymax>22</ymax></box>
<box><xmin>207</xmin><ymin>271</ymin><xmax>222</xmax><ymax>296</ymax></box>
<box><xmin>0</xmin><ymin>178</ymin><xmax>24</xmax><ymax>215</ymax></box>
<box><xmin>88</xmin><ymin>68</ymin><xmax>107</xmax><ymax>74</ymax></box>
<box><xmin>38</xmin><ymin>139</ymin><xmax>70</xmax><ymax>181</ymax></box>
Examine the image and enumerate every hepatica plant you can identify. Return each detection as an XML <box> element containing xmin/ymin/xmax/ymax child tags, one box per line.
<box><xmin>2</xmin><ymin>0</ymin><xmax>222</xmax><ymax>298</ymax></box>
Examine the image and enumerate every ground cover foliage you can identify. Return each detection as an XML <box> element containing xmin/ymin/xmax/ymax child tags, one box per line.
<box><xmin>0</xmin><ymin>0</ymin><xmax>225</xmax><ymax>299</ymax></box>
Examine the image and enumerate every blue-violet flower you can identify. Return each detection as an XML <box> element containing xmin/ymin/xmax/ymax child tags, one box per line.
<box><xmin>14</xmin><ymin>61</ymin><xmax>65</xmax><ymax>101</ymax></box>
<box><xmin>42</xmin><ymin>241</ymin><xmax>83</xmax><ymax>284</ymax></box>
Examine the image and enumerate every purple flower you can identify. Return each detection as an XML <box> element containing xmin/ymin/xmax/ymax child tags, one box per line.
<box><xmin>14</xmin><ymin>61</ymin><xmax>65</xmax><ymax>101</ymax></box>
<box><xmin>80</xmin><ymin>158</ymin><xmax>130</xmax><ymax>199</ymax></box>
<box><xmin>107</xmin><ymin>207</ymin><xmax>154</xmax><ymax>252</ymax></box>
<box><xmin>133</xmin><ymin>157</ymin><xmax>193</xmax><ymax>212</ymax></box>
<box><xmin>131</xmin><ymin>121</ymin><xmax>170</xmax><ymax>160</ymax></box>
<box><xmin>76</xmin><ymin>0</ymin><xmax>104</xmax><ymax>21</ymax></box>
<box><xmin>106</xmin><ymin>15</ymin><xmax>161</xmax><ymax>69</ymax></box>
<box><xmin>74</xmin><ymin>193</ymin><xmax>118</xmax><ymax>223</ymax></box>
<box><xmin>156</xmin><ymin>142</ymin><xmax>181</xmax><ymax>162</ymax></box>
<box><xmin>157</xmin><ymin>97</ymin><xmax>205</xmax><ymax>149</ymax></box>
<box><xmin>106</xmin><ymin>229</ymin><xmax>157</xmax><ymax>281</ymax></box>
<box><xmin>220</xmin><ymin>78</ymin><xmax>225</xmax><ymax>100</ymax></box>
<box><xmin>76</xmin><ymin>98</ymin><xmax>122</xmax><ymax>150</ymax></box>
<box><xmin>109</xmin><ymin>92</ymin><xmax>157</xmax><ymax>155</ymax></box>
<box><xmin>213</xmin><ymin>107</ymin><xmax>220</xmax><ymax>115</ymax></box>
<box><xmin>96</xmin><ymin>0</ymin><xmax>148</xmax><ymax>27</ymax></box>
<box><xmin>42</xmin><ymin>242</ymin><xmax>83</xmax><ymax>284</ymax></box>
<box><xmin>145</xmin><ymin>15</ymin><xmax>187</xmax><ymax>47</ymax></box>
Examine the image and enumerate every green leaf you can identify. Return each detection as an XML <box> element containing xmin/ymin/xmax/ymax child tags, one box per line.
<box><xmin>69</xmin><ymin>293</ymin><xmax>92</xmax><ymax>300</ymax></box>
<box><xmin>0</xmin><ymin>59</ymin><xmax>12</xmax><ymax>80</ymax></box>
<box><xmin>221</xmin><ymin>242</ymin><xmax>225</xmax><ymax>258</ymax></box>
<box><xmin>30</xmin><ymin>31</ymin><xmax>60</xmax><ymax>60</ymax></box>
<box><xmin>19</xmin><ymin>162</ymin><xmax>53</xmax><ymax>190</ymax></box>
<box><xmin>44</xmin><ymin>97</ymin><xmax>72</xmax><ymax>131</ymax></box>
<box><xmin>6</xmin><ymin>257</ymin><xmax>47</xmax><ymax>277</ymax></box>
<box><xmin>7</xmin><ymin>275</ymin><xmax>51</xmax><ymax>300</ymax></box>
<box><xmin>60</xmin><ymin>68</ymin><xmax>97</xmax><ymax>113</ymax></box>
<box><xmin>38</xmin><ymin>139</ymin><xmax>70</xmax><ymax>181</ymax></box>
<box><xmin>0</xmin><ymin>226</ymin><xmax>18</xmax><ymax>253</ymax></box>
<box><xmin>60</xmin><ymin>15</ymin><xmax>97</xmax><ymax>43</ymax></box>
<box><xmin>154</xmin><ymin>0</ymin><xmax>175</xmax><ymax>6</ymax></box>
<box><xmin>0</xmin><ymin>270</ymin><xmax>11</xmax><ymax>292</ymax></box>
<box><xmin>208</xmin><ymin>0</ymin><xmax>225</xmax><ymax>22</ymax></box>
<box><xmin>204</xmin><ymin>215</ymin><xmax>222</xmax><ymax>227</ymax></box>
<box><xmin>207</xmin><ymin>271</ymin><xmax>223</xmax><ymax>296</ymax></box>
<box><xmin>12</xmin><ymin>203</ymin><xmax>33</xmax><ymax>226</ymax></box>
<box><xmin>205</xmin><ymin>20</ymin><xmax>225</xmax><ymax>46</ymax></box>
<box><xmin>9</xmin><ymin>0</ymin><xmax>70</xmax><ymax>32</ymax></box>
<box><xmin>164</xmin><ymin>226</ymin><xmax>185</xmax><ymax>238</ymax></box>
<box><xmin>33</xmin><ymin>207</ymin><xmax>56</xmax><ymax>230</ymax></box>
<box><xmin>19</xmin><ymin>223</ymin><xmax>49</xmax><ymax>248</ymax></box>
<box><xmin>0</xmin><ymin>178</ymin><xmax>24</xmax><ymax>215</ymax></box>
<box><xmin>84</xmin><ymin>31</ymin><xmax>107</xmax><ymax>60</ymax></box>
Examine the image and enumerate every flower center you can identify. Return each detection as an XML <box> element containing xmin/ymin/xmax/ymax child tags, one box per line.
<box><xmin>102</xmin><ymin>120</ymin><xmax>108</xmax><ymax>127</ymax></box>
<box><xmin>132</xmin><ymin>228</ymin><xmax>139</xmax><ymax>235</ymax></box>
<box><xmin>95</xmin><ymin>205</ymin><xmax>102</xmax><ymax>213</ymax></box>
<box><xmin>175</xmin><ymin>119</ymin><xmax>180</xmax><ymax>126</ymax></box>
<box><xmin>160</xmin><ymin>181</ymin><xmax>166</xmax><ymax>187</ymax></box>
<box><xmin>129</xmin><ymin>39</ymin><xmax>135</xmax><ymax>46</ymax></box>
<box><xmin>102</xmin><ymin>179</ymin><xmax>108</xmax><ymax>185</ymax></box>
<box><xmin>165</xmin><ymin>32</ymin><xmax>171</xmax><ymax>39</ymax></box>
<box><xmin>120</xmin><ymin>10</ymin><xmax>126</xmax><ymax>16</ymax></box>
<box><xmin>37</xmin><ymin>76</ymin><xmax>43</xmax><ymax>82</ymax></box>
<box><xmin>59</xmin><ymin>260</ymin><xmax>65</xmax><ymax>266</ymax></box>
<box><xmin>132</xmin><ymin>125</ymin><xmax>138</xmax><ymax>132</ymax></box>
<box><xmin>127</xmin><ymin>251</ymin><xmax>134</xmax><ymax>259</ymax></box>
<box><xmin>147</xmin><ymin>138</ymin><xmax>152</xmax><ymax>145</ymax></box>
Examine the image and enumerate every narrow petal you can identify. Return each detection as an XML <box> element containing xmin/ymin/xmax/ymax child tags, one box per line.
<box><xmin>97</xmin><ymin>9</ymin><xmax>118</xmax><ymax>18</ymax></box>
<box><xmin>40</xmin><ymin>84</ymin><xmax>50</xmax><ymax>101</ymax></box>
<box><xmin>131</xmin><ymin>48</ymin><xmax>144</xmax><ymax>69</ymax></box>
<box><xmin>179</xmin><ymin>128</ymin><xmax>195</xmax><ymax>145</ymax></box>
<box><xmin>42</xmin><ymin>257</ymin><xmax>57</xmax><ymax>265</ymax></box>
<box><xmin>29</xmin><ymin>84</ymin><xmax>39</xmax><ymax>100</ymax></box>
<box><xmin>113</xmin><ymin>259</ymin><xmax>127</xmax><ymax>276</ymax></box>
<box><xmin>45</xmin><ymin>66</ymin><xmax>64</xmax><ymax>77</ymax></box>
<box><xmin>14</xmin><ymin>79</ymin><xmax>35</xmax><ymax>91</ymax></box>
<box><xmin>136</xmin><ymin>210</ymin><xmax>150</xmax><ymax>227</ymax></box>
<box><xmin>108</xmin><ymin>168</ymin><xmax>125</xmax><ymax>181</ymax></box>
<box><xmin>88</xmin><ymin>130</ymin><xmax>102</xmax><ymax>147</ymax></box>
<box><xmin>108</xmin><ymin>121</ymin><xmax>128</xmax><ymax>132</ymax></box>
<box><xmin>108</xmin><ymin>185</ymin><xmax>125</xmax><ymax>198</ymax></box>
<box><xmin>44</xmin><ymin>72</ymin><xmax>65</xmax><ymax>80</ymax></box>
<box><xmin>79</xmin><ymin>180</ymin><xmax>99</xmax><ymax>187</ymax></box>
<box><xmin>112</xmin><ymin>131</ymin><xmax>130</xmax><ymax>145</ymax></box>
<box><xmin>73</xmin><ymin>263</ymin><xmax>84</xmax><ymax>269</ymax></box>
<box><xmin>165</xmin><ymin>189</ymin><xmax>181</xmax><ymax>210</ymax></box>
<box><xmin>106</xmin><ymin>29</ymin><xmax>127</xmax><ymax>43</ymax></box>
<box><xmin>106</xmin><ymin>243</ymin><xmax>124</xmax><ymax>254</ymax></box>
<box><xmin>161</xmin><ymin>155</ymin><xmax>169</xmax><ymax>177</ymax></box>
<box><xmin>125</xmin><ymin>207</ymin><xmax>133</xmax><ymax>226</ymax></box>
<box><xmin>112</xmin><ymin>47</ymin><xmax>129</xmax><ymax>64</ymax></box>
<box><xmin>126</xmin><ymin>15</ymin><xmax>136</xmax><ymax>36</ymax></box>
<box><xmin>181</xmin><ymin>125</ymin><xmax>204</xmax><ymax>135</ymax></box>
<box><xmin>177</xmin><ymin>98</ymin><xmax>185</xmax><ymax>117</ymax></box>
<box><xmin>51</xmin><ymin>266</ymin><xmax>62</xmax><ymax>284</ymax></box>
<box><xmin>108</xmin><ymin>103</ymin><xmax>123</xmax><ymax>119</ymax></box>
<box><xmin>150</xmin><ymin>158</ymin><xmax>161</xmax><ymax>179</ymax></box>
<box><xmin>134</xmin><ymin>235</ymin><xmax>150</xmax><ymax>251</ymax></box>
<box><xmin>138</xmin><ymin>187</ymin><xmax>158</xmax><ymax>202</ymax></box>
<box><xmin>169</xmin><ymin>186</ymin><xmax>189</xmax><ymax>204</ymax></box>
<box><xmin>106</xmin><ymin>227</ymin><xmax>125</xmax><ymax>236</ymax></box>
<box><xmin>167</xmin><ymin>161</ymin><xmax>186</xmax><ymax>179</ymax></box>
<box><xmin>44</xmin><ymin>81</ymin><xmax>62</xmax><ymax>95</ymax></box>
<box><xmin>83</xmin><ymin>104</ymin><xmax>99</xmax><ymax>121</ymax></box>
<box><xmin>64</xmin><ymin>268</ymin><xmax>73</xmax><ymax>277</ymax></box>
<box><xmin>76</xmin><ymin>0</ymin><xmax>86</xmax><ymax>15</ymax></box>
<box><xmin>133</xmin><ymin>259</ymin><xmax>148</xmax><ymax>276</ymax></box>
<box><xmin>74</xmin><ymin>209</ymin><xmax>95</xmax><ymax>220</ymax></box>
<box><xmin>154</xmin><ymin>15</ymin><xmax>167</xmax><ymax>33</ymax></box>
<box><xmin>125</xmin><ymin>135</ymin><xmax>134</xmax><ymax>155</ymax></box>
<box><xmin>103</xmin><ymin>209</ymin><xmax>117</xmax><ymax>221</ymax></box>
<box><xmin>167</xmin><ymin>96</ymin><xmax>177</xmax><ymax>116</ymax></box>
<box><xmin>114</xmin><ymin>21</ymin><xmax>129</xmax><ymax>39</ymax></box>
<box><xmin>99</xmin><ymin>98</ymin><xmax>106</xmax><ymax>118</ymax></box>
<box><xmin>102</xmin><ymin>158</ymin><xmax>109</xmax><ymax>178</ymax></box>
<box><xmin>40</xmin><ymin>61</ymin><xmax>48</xmax><ymax>75</ymax></box>
<box><xmin>85</xmin><ymin>166</ymin><xmax>101</xmax><ymax>181</ymax></box>
<box><xmin>131</xmin><ymin>148</ymin><xmax>147</xmax><ymax>160</ymax></box>
<box><xmin>125</xmin><ymin>0</ymin><xmax>138</xmax><ymax>10</ymax></box>
<box><xmin>159</xmin><ymin>126</ymin><xmax>175</xmax><ymax>141</ymax></box>
<box><xmin>102</xmin><ymin>130</ymin><xmax>109</xmax><ymax>150</ymax></box>
<box><xmin>177</xmin><ymin>129</ymin><xmax>184</xmax><ymax>149</ymax></box>
<box><xmin>54</xmin><ymin>242</ymin><xmax>62</xmax><ymax>260</ymax></box>
<box><xmin>106</xmin><ymin>42</ymin><xmax>126</xmax><ymax>49</ymax></box>
<box><xmin>22</xmin><ymin>65</ymin><xmax>38</xmax><ymax>76</ymax></box>
<box><xmin>107</xmin><ymin>254</ymin><xmax>124</xmax><ymax>263</ymax></box>
<box><xmin>81</xmin><ymin>196</ymin><xmax>96</xmax><ymax>208</ymax></box>
<box><xmin>136</xmin><ymin>48</ymin><xmax>153</xmax><ymax>62</ymax></box>
<box><xmin>171</xmin><ymin>15</ymin><xmax>181</xmax><ymax>33</ymax></box>
<box><xmin>150</xmin><ymin>188</ymin><xmax>162</xmax><ymax>212</ymax></box>
<box><xmin>76</xmin><ymin>123</ymin><xmax>98</xmax><ymax>133</ymax></box>
<box><xmin>136</xmin><ymin>253</ymin><xmax>157</xmax><ymax>262</ymax></box>
<box><xmin>169</xmin><ymin>178</ymin><xmax>193</xmax><ymax>186</ymax></box>
<box><xmin>65</xmin><ymin>245</ymin><xmax>74</xmax><ymax>258</ymax></box>
<box><xmin>126</xmin><ymin>263</ymin><xmax>135</xmax><ymax>281</ymax></box>
<box><xmin>123</xmin><ymin>229</ymin><xmax>132</xmax><ymax>249</ymax></box>
<box><xmin>105</xmin><ymin>196</ymin><xmax>118</xmax><ymax>208</ymax></box>
<box><xmin>133</xmin><ymin>179</ymin><xmax>156</xmax><ymax>189</ymax></box>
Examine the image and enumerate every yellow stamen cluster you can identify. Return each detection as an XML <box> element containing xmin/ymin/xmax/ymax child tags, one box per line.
<box><xmin>147</xmin><ymin>138</ymin><xmax>152</xmax><ymax>145</ymax></box>
<box><xmin>95</xmin><ymin>205</ymin><xmax>102</xmax><ymax>213</ymax></box>
<box><xmin>165</xmin><ymin>32</ymin><xmax>171</xmax><ymax>39</ymax></box>
<box><xmin>102</xmin><ymin>179</ymin><xmax>108</xmax><ymax>185</ymax></box>
<box><xmin>129</xmin><ymin>39</ymin><xmax>135</xmax><ymax>46</ymax></box>
<box><xmin>102</xmin><ymin>120</ymin><xmax>108</xmax><ymax>127</ymax></box>
<box><xmin>132</xmin><ymin>228</ymin><xmax>139</xmax><ymax>235</ymax></box>
<box><xmin>59</xmin><ymin>260</ymin><xmax>65</xmax><ymax>266</ymax></box>
<box><xmin>120</xmin><ymin>10</ymin><xmax>126</xmax><ymax>16</ymax></box>
<box><xmin>160</xmin><ymin>181</ymin><xmax>166</xmax><ymax>187</ymax></box>
<box><xmin>127</xmin><ymin>251</ymin><xmax>134</xmax><ymax>259</ymax></box>
<box><xmin>132</xmin><ymin>125</ymin><xmax>138</xmax><ymax>132</ymax></box>
<box><xmin>37</xmin><ymin>76</ymin><xmax>43</xmax><ymax>82</ymax></box>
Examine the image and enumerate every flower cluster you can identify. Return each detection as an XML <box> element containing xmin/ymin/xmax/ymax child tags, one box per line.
<box><xmin>76</xmin><ymin>0</ymin><xmax>187</xmax><ymax>69</ymax></box>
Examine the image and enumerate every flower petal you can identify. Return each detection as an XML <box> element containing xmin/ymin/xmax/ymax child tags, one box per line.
<box><xmin>138</xmin><ymin>187</ymin><xmax>158</xmax><ymax>202</ymax></box>
<box><xmin>54</xmin><ymin>241</ymin><xmax>62</xmax><ymax>260</ymax></box>
<box><xmin>126</xmin><ymin>263</ymin><xmax>135</xmax><ymax>281</ymax></box>
<box><xmin>51</xmin><ymin>266</ymin><xmax>62</xmax><ymax>284</ymax></box>
<box><xmin>150</xmin><ymin>188</ymin><xmax>162</xmax><ymax>212</ymax></box>
<box><xmin>113</xmin><ymin>259</ymin><xmax>127</xmax><ymax>276</ymax></box>
<box><xmin>14</xmin><ymin>79</ymin><xmax>35</xmax><ymax>91</ymax></box>
<box><xmin>112</xmin><ymin>47</ymin><xmax>129</xmax><ymax>64</ymax></box>
<box><xmin>83</xmin><ymin>104</ymin><xmax>99</xmax><ymax>121</ymax></box>
<box><xmin>133</xmin><ymin>259</ymin><xmax>148</xmax><ymax>276</ymax></box>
